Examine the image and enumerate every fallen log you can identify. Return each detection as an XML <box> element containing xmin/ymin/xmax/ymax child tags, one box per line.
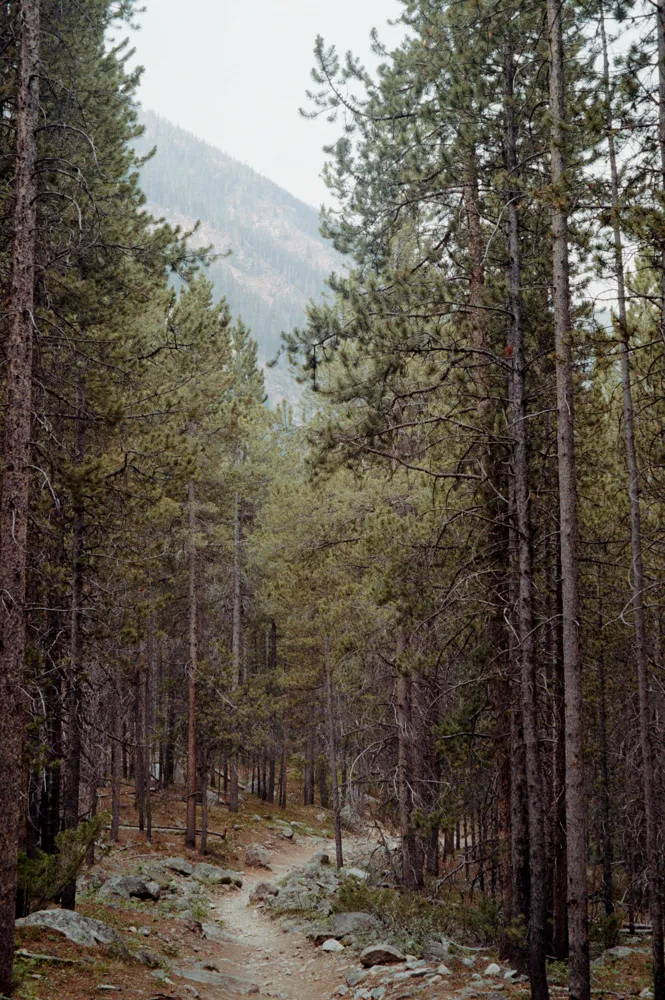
<box><xmin>105</xmin><ymin>823</ymin><xmax>227</xmax><ymax>840</ymax></box>
<box><xmin>15</xmin><ymin>949</ymin><xmax>81</xmax><ymax>965</ymax></box>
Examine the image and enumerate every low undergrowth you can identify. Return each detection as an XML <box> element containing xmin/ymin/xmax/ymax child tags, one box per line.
<box><xmin>333</xmin><ymin>879</ymin><xmax>501</xmax><ymax>954</ymax></box>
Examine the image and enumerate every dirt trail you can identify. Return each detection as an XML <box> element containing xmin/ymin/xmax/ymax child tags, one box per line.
<box><xmin>174</xmin><ymin>838</ymin><xmax>349</xmax><ymax>1000</ymax></box>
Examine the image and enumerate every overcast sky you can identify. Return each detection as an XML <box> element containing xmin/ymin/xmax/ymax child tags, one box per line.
<box><xmin>126</xmin><ymin>0</ymin><xmax>403</xmax><ymax>208</ymax></box>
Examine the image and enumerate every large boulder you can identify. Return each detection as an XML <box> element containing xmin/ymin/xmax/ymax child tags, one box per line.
<box><xmin>330</xmin><ymin>912</ymin><xmax>380</xmax><ymax>937</ymax></box>
<box><xmin>99</xmin><ymin>875</ymin><xmax>160</xmax><ymax>901</ymax></box>
<box><xmin>192</xmin><ymin>863</ymin><xmax>242</xmax><ymax>887</ymax></box>
<box><xmin>359</xmin><ymin>944</ymin><xmax>406</xmax><ymax>967</ymax></box>
<box><xmin>16</xmin><ymin>909</ymin><xmax>127</xmax><ymax>953</ymax></box>
<box><xmin>162</xmin><ymin>857</ymin><xmax>194</xmax><ymax>876</ymax></box>
<box><xmin>249</xmin><ymin>881</ymin><xmax>280</xmax><ymax>903</ymax></box>
<box><xmin>244</xmin><ymin>844</ymin><xmax>271</xmax><ymax>868</ymax></box>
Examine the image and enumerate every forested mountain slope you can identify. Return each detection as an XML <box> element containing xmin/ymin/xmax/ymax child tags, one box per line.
<box><xmin>135</xmin><ymin>111</ymin><xmax>339</xmax><ymax>401</ymax></box>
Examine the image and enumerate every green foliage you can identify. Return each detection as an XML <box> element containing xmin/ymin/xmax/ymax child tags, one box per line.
<box><xmin>334</xmin><ymin>880</ymin><xmax>500</xmax><ymax>952</ymax></box>
<box><xmin>16</xmin><ymin>816</ymin><xmax>105</xmax><ymax>915</ymax></box>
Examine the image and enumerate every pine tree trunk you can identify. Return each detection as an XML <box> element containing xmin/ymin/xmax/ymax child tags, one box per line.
<box><xmin>135</xmin><ymin>666</ymin><xmax>145</xmax><ymax>831</ymax></box>
<box><xmin>145</xmin><ymin>639</ymin><xmax>153</xmax><ymax>844</ymax></box>
<box><xmin>233</xmin><ymin>492</ymin><xmax>242</xmax><ymax>689</ymax></box>
<box><xmin>186</xmin><ymin>479</ymin><xmax>198</xmax><ymax>849</ymax></box>
<box><xmin>111</xmin><ymin>697</ymin><xmax>122</xmax><ymax>841</ymax></box>
<box><xmin>547</xmin><ymin>0</ymin><xmax>589</xmax><ymax>993</ymax></box>
<box><xmin>0</xmin><ymin>2</ymin><xmax>40</xmax><ymax>974</ymax></box>
<box><xmin>200</xmin><ymin>753</ymin><xmax>208</xmax><ymax>856</ymax></box>
<box><xmin>396</xmin><ymin>633</ymin><xmax>420</xmax><ymax>889</ymax></box>
<box><xmin>600</xmin><ymin>8</ymin><xmax>664</xmax><ymax>987</ymax></box>
<box><xmin>324</xmin><ymin>636</ymin><xmax>343</xmax><ymax>868</ymax></box>
<box><xmin>61</xmin><ymin>378</ymin><xmax>86</xmax><ymax>911</ymax></box>
<box><xmin>504</xmin><ymin>41</ymin><xmax>549</xmax><ymax>999</ymax></box>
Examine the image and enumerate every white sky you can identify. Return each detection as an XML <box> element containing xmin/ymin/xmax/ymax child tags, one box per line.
<box><xmin>127</xmin><ymin>0</ymin><xmax>403</xmax><ymax>208</ymax></box>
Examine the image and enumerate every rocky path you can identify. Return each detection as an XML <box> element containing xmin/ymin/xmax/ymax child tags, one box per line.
<box><xmin>172</xmin><ymin>839</ymin><xmax>348</xmax><ymax>1000</ymax></box>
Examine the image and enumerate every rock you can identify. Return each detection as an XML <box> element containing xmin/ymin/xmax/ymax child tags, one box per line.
<box><xmin>343</xmin><ymin>868</ymin><xmax>370</xmax><ymax>881</ymax></box>
<box><xmin>360</xmin><ymin>944</ymin><xmax>406</xmax><ymax>967</ymax></box>
<box><xmin>347</xmin><ymin>969</ymin><xmax>368</xmax><ymax>987</ymax></box>
<box><xmin>331</xmin><ymin>912</ymin><xmax>380</xmax><ymax>937</ymax></box>
<box><xmin>504</xmin><ymin>970</ymin><xmax>518</xmax><ymax>981</ymax></box>
<box><xmin>250</xmin><ymin>881</ymin><xmax>280</xmax><ymax>903</ymax></box>
<box><xmin>488</xmin><ymin>993</ymin><xmax>506</xmax><ymax>1000</ymax></box>
<box><xmin>340</xmin><ymin>803</ymin><xmax>363</xmax><ymax>831</ymax></box>
<box><xmin>192</xmin><ymin>863</ymin><xmax>242</xmax><ymax>887</ymax></box>
<box><xmin>16</xmin><ymin>910</ymin><xmax>127</xmax><ymax>954</ymax></box>
<box><xmin>245</xmin><ymin>844</ymin><xmax>271</xmax><ymax>868</ymax></box>
<box><xmin>371</xmin><ymin>990</ymin><xmax>386</xmax><ymax>1000</ymax></box>
<box><xmin>135</xmin><ymin>949</ymin><xmax>162</xmax><ymax>969</ymax></box>
<box><xmin>281</xmin><ymin>827</ymin><xmax>295</xmax><ymax>839</ymax></box>
<box><xmin>605</xmin><ymin>946</ymin><xmax>634</xmax><ymax>959</ymax></box>
<box><xmin>461</xmin><ymin>956</ymin><xmax>476</xmax><ymax>968</ymax></box>
<box><xmin>316</xmin><ymin>811</ymin><xmax>328</xmax><ymax>821</ymax></box>
<box><xmin>336</xmin><ymin>987</ymin><xmax>350</xmax><ymax>997</ymax></box>
<box><xmin>321</xmin><ymin>939</ymin><xmax>345</xmax><ymax>952</ymax></box>
<box><xmin>424</xmin><ymin>937</ymin><xmax>452</xmax><ymax>960</ymax></box>
<box><xmin>139</xmin><ymin>926</ymin><xmax>151</xmax><ymax>937</ymax></box>
<box><xmin>639</xmin><ymin>990</ymin><xmax>654</xmax><ymax>1000</ymax></box>
<box><xmin>310</xmin><ymin>851</ymin><xmax>330</xmax><ymax>865</ymax></box>
<box><xmin>99</xmin><ymin>875</ymin><xmax>160</xmax><ymax>901</ymax></box>
<box><xmin>174</xmin><ymin>967</ymin><xmax>259</xmax><ymax>994</ymax></box>
<box><xmin>437</xmin><ymin>965</ymin><xmax>452</xmax><ymax>975</ymax></box>
<box><xmin>252</xmin><ymin>814</ymin><xmax>263</xmax><ymax>822</ymax></box>
<box><xmin>200</xmin><ymin>923</ymin><xmax>244</xmax><ymax>945</ymax></box>
<box><xmin>163</xmin><ymin>857</ymin><xmax>194</xmax><ymax>876</ymax></box>
<box><xmin>484</xmin><ymin>963</ymin><xmax>502</xmax><ymax>976</ymax></box>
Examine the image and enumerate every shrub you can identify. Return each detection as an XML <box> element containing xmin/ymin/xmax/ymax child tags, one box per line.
<box><xmin>16</xmin><ymin>815</ymin><xmax>105</xmax><ymax>915</ymax></box>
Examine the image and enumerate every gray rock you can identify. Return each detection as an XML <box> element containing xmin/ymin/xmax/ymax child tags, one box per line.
<box><xmin>174</xmin><ymin>967</ymin><xmax>258</xmax><ymax>994</ymax></box>
<box><xmin>484</xmin><ymin>963</ymin><xmax>502</xmax><ymax>976</ymax></box>
<box><xmin>16</xmin><ymin>910</ymin><xmax>127</xmax><ymax>954</ymax></box>
<box><xmin>371</xmin><ymin>990</ymin><xmax>386</xmax><ymax>1000</ymax></box>
<box><xmin>99</xmin><ymin>875</ymin><xmax>160</xmax><ymax>901</ymax></box>
<box><xmin>360</xmin><ymin>944</ymin><xmax>406</xmax><ymax>967</ymax></box>
<box><xmin>281</xmin><ymin>827</ymin><xmax>295</xmax><ymax>839</ymax></box>
<box><xmin>330</xmin><ymin>912</ymin><xmax>380</xmax><ymax>937</ymax></box>
<box><xmin>461</xmin><ymin>956</ymin><xmax>476</xmax><ymax>968</ymax></box>
<box><xmin>192</xmin><ymin>863</ymin><xmax>242</xmax><ymax>886</ymax></box>
<box><xmin>504</xmin><ymin>970</ymin><xmax>518</xmax><ymax>981</ymax></box>
<box><xmin>321</xmin><ymin>939</ymin><xmax>345</xmax><ymax>952</ymax></box>
<box><xmin>335</xmin><ymin>987</ymin><xmax>350</xmax><ymax>997</ymax></box>
<box><xmin>343</xmin><ymin>867</ymin><xmax>370</xmax><ymax>881</ymax></box>
<box><xmin>250</xmin><ymin>881</ymin><xmax>280</xmax><ymax>903</ymax></box>
<box><xmin>139</xmin><ymin>926</ymin><xmax>151</xmax><ymax>937</ymax></box>
<box><xmin>163</xmin><ymin>857</ymin><xmax>194</xmax><ymax>876</ymax></box>
<box><xmin>135</xmin><ymin>949</ymin><xmax>162</xmax><ymax>969</ymax></box>
<box><xmin>245</xmin><ymin>844</ymin><xmax>271</xmax><ymax>868</ymax></box>
<box><xmin>200</xmin><ymin>923</ymin><xmax>244</xmax><ymax>945</ymax></box>
<box><xmin>347</xmin><ymin>969</ymin><xmax>368</xmax><ymax>987</ymax></box>
<box><xmin>437</xmin><ymin>965</ymin><xmax>452</xmax><ymax>975</ymax></box>
<box><xmin>605</xmin><ymin>946</ymin><xmax>634</xmax><ymax>960</ymax></box>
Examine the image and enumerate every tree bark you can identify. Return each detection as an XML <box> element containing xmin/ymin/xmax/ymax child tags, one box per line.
<box><xmin>186</xmin><ymin>479</ymin><xmax>198</xmax><ymax>849</ymax></box>
<box><xmin>504</xmin><ymin>40</ymin><xmax>549</xmax><ymax>1000</ymax></box>
<box><xmin>0</xmin><ymin>4</ymin><xmax>40</xmax><ymax>980</ymax></box>
<box><xmin>600</xmin><ymin>9</ymin><xmax>664</xmax><ymax>990</ymax></box>
<box><xmin>324</xmin><ymin>635</ymin><xmax>343</xmax><ymax>868</ymax></box>
<box><xmin>61</xmin><ymin>376</ymin><xmax>86</xmax><ymax>911</ymax></box>
<box><xmin>547</xmin><ymin>0</ymin><xmax>589</xmax><ymax>994</ymax></box>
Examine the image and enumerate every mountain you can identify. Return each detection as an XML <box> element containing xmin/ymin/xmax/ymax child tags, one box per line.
<box><xmin>134</xmin><ymin>111</ymin><xmax>339</xmax><ymax>403</ymax></box>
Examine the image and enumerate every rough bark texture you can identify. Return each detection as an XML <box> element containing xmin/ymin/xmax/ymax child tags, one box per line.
<box><xmin>601</xmin><ymin>10</ymin><xmax>664</xmax><ymax>990</ymax></box>
<box><xmin>547</xmin><ymin>1</ymin><xmax>589</xmax><ymax>995</ymax></box>
<box><xmin>0</xmin><ymin>1</ymin><xmax>40</xmax><ymax>987</ymax></box>
<box><xmin>325</xmin><ymin>636</ymin><xmax>343</xmax><ymax>869</ymax></box>
<box><xmin>504</xmin><ymin>42</ymin><xmax>549</xmax><ymax>999</ymax></box>
<box><xmin>186</xmin><ymin>479</ymin><xmax>198</xmax><ymax>849</ymax></box>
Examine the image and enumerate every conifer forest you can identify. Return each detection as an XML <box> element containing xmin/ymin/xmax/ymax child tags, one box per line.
<box><xmin>4</xmin><ymin>1</ymin><xmax>665</xmax><ymax>1000</ymax></box>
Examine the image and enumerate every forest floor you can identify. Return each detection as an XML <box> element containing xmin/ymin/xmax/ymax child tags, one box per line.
<box><xmin>12</xmin><ymin>785</ymin><xmax>655</xmax><ymax>1000</ymax></box>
